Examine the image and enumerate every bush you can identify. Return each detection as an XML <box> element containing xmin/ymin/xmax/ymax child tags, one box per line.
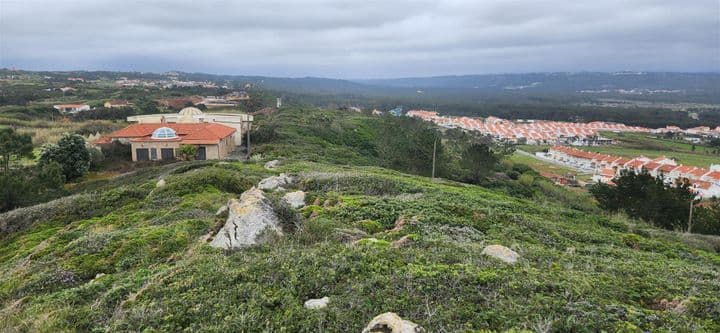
<box><xmin>518</xmin><ymin>173</ymin><xmax>535</xmax><ymax>186</ymax></box>
<box><xmin>300</xmin><ymin>172</ymin><xmax>422</xmax><ymax>196</ymax></box>
<box><xmin>590</xmin><ymin>170</ymin><xmax>699</xmax><ymax>233</ymax></box>
<box><xmin>178</xmin><ymin>145</ymin><xmax>197</xmax><ymax>161</ymax></box>
<box><xmin>154</xmin><ymin>167</ymin><xmax>255</xmax><ymax>197</ymax></box>
<box><xmin>100</xmin><ymin>141</ymin><xmax>131</xmax><ymax>161</ymax></box>
<box><xmin>39</xmin><ymin>133</ymin><xmax>91</xmax><ymax>180</ymax></box>
<box><xmin>357</xmin><ymin>219</ymin><xmax>384</xmax><ymax>234</ymax></box>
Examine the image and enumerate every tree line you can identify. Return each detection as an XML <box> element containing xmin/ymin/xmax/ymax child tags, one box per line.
<box><xmin>1</xmin><ymin>128</ymin><xmax>93</xmax><ymax>212</ymax></box>
<box><xmin>590</xmin><ymin>170</ymin><xmax>720</xmax><ymax>235</ymax></box>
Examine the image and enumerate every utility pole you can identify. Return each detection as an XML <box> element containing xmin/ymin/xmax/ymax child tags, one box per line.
<box><xmin>246</xmin><ymin>122</ymin><xmax>251</xmax><ymax>157</ymax></box>
<box><xmin>687</xmin><ymin>198</ymin><xmax>695</xmax><ymax>234</ymax></box>
<box><xmin>431</xmin><ymin>136</ymin><xmax>437</xmax><ymax>179</ymax></box>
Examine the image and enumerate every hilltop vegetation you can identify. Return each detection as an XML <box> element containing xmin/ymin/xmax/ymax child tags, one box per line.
<box><xmin>1</xmin><ymin>107</ymin><xmax>719</xmax><ymax>332</ymax></box>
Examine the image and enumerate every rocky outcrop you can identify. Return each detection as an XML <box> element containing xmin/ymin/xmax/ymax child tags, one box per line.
<box><xmin>210</xmin><ymin>187</ymin><xmax>283</xmax><ymax>249</ymax></box>
<box><xmin>303</xmin><ymin>296</ymin><xmax>330</xmax><ymax>310</ymax></box>
<box><xmin>362</xmin><ymin>312</ymin><xmax>424</xmax><ymax>333</ymax></box>
<box><xmin>264</xmin><ymin>159</ymin><xmax>281</xmax><ymax>170</ymax></box>
<box><xmin>481</xmin><ymin>244</ymin><xmax>520</xmax><ymax>264</ymax></box>
<box><xmin>258</xmin><ymin>173</ymin><xmax>293</xmax><ymax>191</ymax></box>
<box><xmin>282</xmin><ymin>191</ymin><xmax>306</xmax><ymax>208</ymax></box>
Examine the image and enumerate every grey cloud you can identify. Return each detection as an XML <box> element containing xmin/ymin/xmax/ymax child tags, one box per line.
<box><xmin>0</xmin><ymin>0</ymin><xmax>718</xmax><ymax>78</ymax></box>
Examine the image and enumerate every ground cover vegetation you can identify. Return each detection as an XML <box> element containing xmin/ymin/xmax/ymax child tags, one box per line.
<box><xmin>1</xmin><ymin>159</ymin><xmax>718</xmax><ymax>331</ymax></box>
<box><xmin>0</xmin><ymin>106</ymin><xmax>717</xmax><ymax>331</ymax></box>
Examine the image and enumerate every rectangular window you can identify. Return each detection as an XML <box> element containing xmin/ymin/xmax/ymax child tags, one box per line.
<box><xmin>136</xmin><ymin>148</ymin><xmax>149</xmax><ymax>161</ymax></box>
<box><xmin>150</xmin><ymin>148</ymin><xmax>157</xmax><ymax>160</ymax></box>
<box><xmin>161</xmin><ymin>148</ymin><xmax>174</xmax><ymax>160</ymax></box>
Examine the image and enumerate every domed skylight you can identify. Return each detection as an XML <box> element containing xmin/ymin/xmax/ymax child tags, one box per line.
<box><xmin>151</xmin><ymin>127</ymin><xmax>178</xmax><ymax>139</ymax></box>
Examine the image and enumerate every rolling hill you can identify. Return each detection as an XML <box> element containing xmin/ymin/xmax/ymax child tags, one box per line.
<box><xmin>1</xmin><ymin>107</ymin><xmax>718</xmax><ymax>332</ymax></box>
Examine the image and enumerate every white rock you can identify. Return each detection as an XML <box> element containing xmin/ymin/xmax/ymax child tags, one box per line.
<box><xmin>258</xmin><ymin>173</ymin><xmax>293</xmax><ymax>191</ymax></box>
<box><xmin>215</xmin><ymin>205</ymin><xmax>228</xmax><ymax>216</ymax></box>
<box><xmin>282</xmin><ymin>191</ymin><xmax>306</xmax><ymax>208</ymax></box>
<box><xmin>210</xmin><ymin>187</ymin><xmax>283</xmax><ymax>249</ymax></box>
<box><xmin>362</xmin><ymin>312</ymin><xmax>425</xmax><ymax>333</ymax></box>
<box><xmin>481</xmin><ymin>244</ymin><xmax>520</xmax><ymax>264</ymax></box>
<box><xmin>156</xmin><ymin>178</ymin><xmax>166</xmax><ymax>188</ymax></box>
<box><xmin>304</xmin><ymin>296</ymin><xmax>330</xmax><ymax>310</ymax></box>
<box><xmin>264</xmin><ymin>159</ymin><xmax>281</xmax><ymax>169</ymax></box>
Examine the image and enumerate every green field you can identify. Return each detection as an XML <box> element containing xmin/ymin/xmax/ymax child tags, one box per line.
<box><xmin>510</xmin><ymin>151</ymin><xmax>593</xmax><ymax>182</ymax></box>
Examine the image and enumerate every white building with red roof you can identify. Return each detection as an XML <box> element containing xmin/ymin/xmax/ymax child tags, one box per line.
<box><xmin>96</xmin><ymin>122</ymin><xmax>237</xmax><ymax>161</ymax></box>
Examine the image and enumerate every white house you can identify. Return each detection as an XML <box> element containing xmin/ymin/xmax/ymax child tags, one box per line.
<box><xmin>691</xmin><ymin>180</ymin><xmax>720</xmax><ymax>199</ymax></box>
<box><xmin>126</xmin><ymin>107</ymin><xmax>253</xmax><ymax>146</ymax></box>
<box><xmin>53</xmin><ymin>104</ymin><xmax>91</xmax><ymax>114</ymax></box>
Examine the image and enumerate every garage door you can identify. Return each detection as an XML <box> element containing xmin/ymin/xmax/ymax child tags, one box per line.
<box><xmin>161</xmin><ymin>148</ymin><xmax>174</xmax><ymax>160</ymax></box>
<box><xmin>136</xmin><ymin>148</ymin><xmax>149</xmax><ymax>161</ymax></box>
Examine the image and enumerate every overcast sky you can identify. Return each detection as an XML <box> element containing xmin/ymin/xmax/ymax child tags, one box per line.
<box><xmin>1</xmin><ymin>0</ymin><xmax>718</xmax><ymax>78</ymax></box>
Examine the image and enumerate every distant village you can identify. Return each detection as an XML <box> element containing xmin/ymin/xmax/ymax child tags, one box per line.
<box><xmin>406</xmin><ymin>110</ymin><xmax>720</xmax><ymax>145</ymax></box>
<box><xmin>52</xmin><ymin>92</ymin><xmax>250</xmax><ymax>115</ymax></box>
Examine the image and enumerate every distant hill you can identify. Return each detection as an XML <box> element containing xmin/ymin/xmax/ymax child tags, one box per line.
<box><xmin>354</xmin><ymin>72</ymin><xmax>720</xmax><ymax>92</ymax></box>
<box><xmin>6</xmin><ymin>68</ymin><xmax>718</xmax><ymax>98</ymax></box>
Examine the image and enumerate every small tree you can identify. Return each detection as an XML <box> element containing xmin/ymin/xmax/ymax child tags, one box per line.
<box><xmin>0</xmin><ymin>128</ymin><xmax>33</xmax><ymax>173</ymax></box>
<box><xmin>1</xmin><ymin>162</ymin><xmax>64</xmax><ymax>212</ymax></box>
<box><xmin>178</xmin><ymin>145</ymin><xmax>197</xmax><ymax>161</ymax></box>
<box><xmin>460</xmin><ymin>142</ymin><xmax>499</xmax><ymax>183</ymax></box>
<box><xmin>39</xmin><ymin>133</ymin><xmax>91</xmax><ymax>180</ymax></box>
<box><xmin>590</xmin><ymin>169</ymin><xmax>696</xmax><ymax>231</ymax></box>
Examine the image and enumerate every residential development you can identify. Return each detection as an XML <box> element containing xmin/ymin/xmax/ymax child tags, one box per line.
<box><xmin>406</xmin><ymin>110</ymin><xmax>649</xmax><ymax>145</ymax></box>
<box><xmin>544</xmin><ymin>145</ymin><xmax>720</xmax><ymax>198</ymax></box>
<box><xmin>407</xmin><ymin>110</ymin><xmax>720</xmax><ymax>145</ymax></box>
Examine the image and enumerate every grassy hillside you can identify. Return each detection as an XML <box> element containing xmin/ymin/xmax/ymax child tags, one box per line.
<box><xmin>1</xmin><ymin>108</ymin><xmax>719</xmax><ymax>332</ymax></box>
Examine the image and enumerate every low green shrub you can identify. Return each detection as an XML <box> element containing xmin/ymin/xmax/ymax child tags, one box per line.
<box><xmin>155</xmin><ymin>167</ymin><xmax>255</xmax><ymax>197</ymax></box>
<box><xmin>357</xmin><ymin>219</ymin><xmax>384</xmax><ymax>234</ymax></box>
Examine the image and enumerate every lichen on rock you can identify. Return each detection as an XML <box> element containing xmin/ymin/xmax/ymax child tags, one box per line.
<box><xmin>210</xmin><ymin>187</ymin><xmax>283</xmax><ymax>249</ymax></box>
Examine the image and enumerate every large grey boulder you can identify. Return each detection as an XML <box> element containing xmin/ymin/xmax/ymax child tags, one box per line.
<box><xmin>210</xmin><ymin>187</ymin><xmax>283</xmax><ymax>249</ymax></box>
<box><xmin>258</xmin><ymin>173</ymin><xmax>293</xmax><ymax>191</ymax></box>
<box><xmin>282</xmin><ymin>191</ymin><xmax>306</xmax><ymax>208</ymax></box>
<box><xmin>481</xmin><ymin>244</ymin><xmax>520</xmax><ymax>264</ymax></box>
<box><xmin>362</xmin><ymin>312</ymin><xmax>424</xmax><ymax>333</ymax></box>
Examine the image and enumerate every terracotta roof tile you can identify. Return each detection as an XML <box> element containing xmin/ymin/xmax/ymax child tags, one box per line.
<box><xmin>690</xmin><ymin>168</ymin><xmax>709</xmax><ymax>177</ymax></box>
<box><xmin>107</xmin><ymin>123</ymin><xmax>235</xmax><ymax>145</ymax></box>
